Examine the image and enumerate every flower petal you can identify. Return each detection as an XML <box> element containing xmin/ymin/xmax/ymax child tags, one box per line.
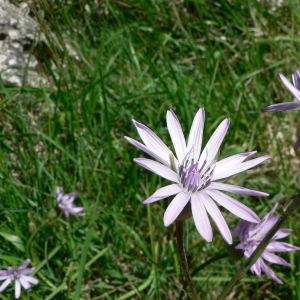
<box><xmin>212</xmin><ymin>155</ymin><xmax>270</xmax><ymax>181</ymax></box>
<box><xmin>274</xmin><ymin>228</ymin><xmax>292</xmax><ymax>240</ymax></box>
<box><xmin>191</xmin><ymin>194</ymin><xmax>213</xmax><ymax>242</ymax></box>
<box><xmin>264</xmin><ymin>102</ymin><xmax>300</xmax><ymax>112</ymax></box>
<box><xmin>205</xmin><ymin>190</ymin><xmax>260</xmax><ymax>223</ymax></box>
<box><xmin>125</xmin><ymin>136</ymin><xmax>172</xmax><ymax>167</ymax></box>
<box><xmin>19</xmin><ymin>277</ymin><xmax>31</xmax><ymax>290</ymax></box>
<box><xmin>20</xmin><ymin>268</ymin><xmax>35</xmax><ymax>275</ymax></box>
<box><xmin>134</xmin><ymin>158</ymin><xmax>179</xmax><ymax>183</ymax></box>
<box><xmin>22</xmin><ymin>275</ymin><xmax>38</xmax><ymax>285</ymax></box>
<box><xmin>261</xmin><ymin>261</ymin><xmax>283</xmax><ymax>284</ymax></box>
<box><xmin>186</xmin><ymin>108</ymin><xmax>205</xmax><ymax>161</ymax></box>
<box><xmin>167</xmin><ymin>110</ymin><xmax>187</xmax><ymax>163</ymax></box>
<box><xmin>198</xmin><ymin>119</ymin><xmax>230</xmax><ymax>168</ymax></box>
<box><xmin>201</xmin><ymin>192</ymin><xmax>232</xmax><ymax>244</ymax></box>
<box><xmin>214</xmin><ymin>151</ymin><xmax>257</xmax><ymax>171</ymax></box>
<box><xmin>207</xmin><ymin>182</ymin><xmax>268</xmax><ymax>197</ymax></box>
<box><xmin>15</xmin><ymin>280</ymin><xmax>21</xmax><ymax>299</ymax></box>
<box><xmin>294</xmin><ymin>132</ymin><xmax>300</xmax><ymax>150</ymax></box>
<box><xmin>0</xmin><ymin>277</ymin><xmax>11</xmax><ymax>292</ymax></box>
<box><xmin>18</xmin><ymin>259</ymin><xmax>31</xmax><ymax>270</ymax></box>
<box><xmin>279</xmin><ymin>72</ymin><xmax>300</xmax><ymax>101</ymax></box>
<box><xmin>292</xmin><ymin>70</ymin><xmax>300</xmax><ymax>90</ymax></box>
<box><xmin>250</xmin><ymin>216</ymin><xmax>280</xmax><ymax>241</ymax></box>
<box><xmin>262</xmin><ymin>251</ymin><xmax>291</xmax><ymax>267</ymax></box>
<box><xmin>266</xmin><ymin>241</ymin><xmax>300</xmax><ymax>252</ymax></box>
<box><xmin>164</xmin><ymin>192</ymin><xmax>190</xmax><ymax>226</ymax></box>
<box><xmin>132</xmin><ymin>120</ymin><xmax>171</xmax><ymax>164</ymax></box>
<box><xmin>143</xmin><ymin>184</ymin><xmax>182</xmax><ymax>204</ymax></box>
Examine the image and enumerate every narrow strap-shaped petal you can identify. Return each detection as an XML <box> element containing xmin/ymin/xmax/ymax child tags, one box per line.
<box><xmin>204</xmin><ymin>190</ymin><xmax>260</xmax><ymax>223</ymax></box>
<box><xmin>125</xmin><ymin>136</ymin><xmax>172</xmax><ymax>167</ymax></box>
<box><xmin>198</xmin><ymin>119</ymin><xmax>230</xmax><ymax>168</ymax></box>
<box><xmin>186</xmin><ymin>108</ymin><xmax>205</xmax><ymax>161</ymax></box>
<box><xmin>250</xmin><ymin>257</ymin><xmax>263</xmax><ymax>279</ymax></box>
<box><xmin>212</xmin><ymin>155</ymin><xmax>270</xmax><ymax>181</ymax></box>
<box><xmin>201</xmin><ymin>192</ymin><xmax>232</xmax><ymax>244</ymax></box>
<box><xmin>261</xmin><ymin>260</ymin><xmax>283</xmax><ymax>284</ymax></box>
<box><xmin>19</xmin><ymin>277</ymin><xmax>31</xmax><ymax>290</ymax></box>
<box><xmin>266</xmin><ymin>241</ymin><xmax>300</xmax><ymax>252</ymax></box>
<box><xmin>249</xmin><ymin>216</ymin><xmax>279</xmax><ymax>241</ymax></box>
<box><xmin>264</xmin><ymin>102</ymin><xmax>300</xmax><ymax>112</ymax></box>
<box><xmin>262</xmin><ymin>251</ymin><xmax>291</xmax><ymax>267</ymax></box>
<box><xmin>214</xmin><ymin>151</ymin><xmax>257</xmax><ymax>171</ymax></box>
<box><xmin>22</xmin><ymin>275</ymin><xmax>38</xmax><ymax>285</ymax></box>
<box><xmin>273</xmin><ymin>228</ymin><xmax>292</xmax><ymax>240</ymax></box>
<box><xmin>167</xmin><ymin>110</ymin><xmax>187</xmax><ymax>163</ymax></box>
<box><xmin>207</xmin><ymin>182</ymin><xmax>268</xmax><ymax>197</ymax></box>
<box><xmin>134</xmin><ymin>158</ymin><xmax>179</xmax><ymax>183</ymax></box>
<box><xmin>18</xmin><ymin>259</ymin><xmax>31</xmax><ymax>270</ymax></box>
<box><xmin>191</xmin><ymin>194</ymin><xmax>212</xmax><ymax>242</ymax></box>
<box><xmin>251</xmin><ymin>202</ymin><xmax>278</xmax><ymax>234</ymax></box>
<box><xmin>15</xmin><ymin>280</ymin><xmax>21</xmax><ymax>299</ymax></box>
<box><xmin>71</xmin><ymin>207</ymin><xmax>86</xmax><ymax>215</ymax></box>
<box><xmin>0</xmin><ymin>277</ymin><xmax>11</xmax><ymax>292</ymax></box>
<box><xmin>132</xmin><ymin>120</ymin><xmax>171</xmax><ymax>163</ymax></box>
<box><xmin>164</xmin><ymin>192</ymin><xmax>190</xmax><ymax>226</ymax></box>
<box><xmin>292</xmin><ymin>70</ymin><xmax>300</xmax><ymax>90</ymax></box>
<box><xmin>279</xmin><ymin>72</ymin><xmax>300</xmax><ymax>101</ymax></box>
<box><xmin>143</xmin><ymin>184</ymin><xmax>182</xmax><ymax>204</ymax></box>
<box><xmin>20</xmin><ymin>268</ymin><xmax>35</xmax><ymax>275</ymax></box>
<box><xmin>294</xmin><ymin>132</ymin><xmax>300</xmax><ymax>150</ymax></box>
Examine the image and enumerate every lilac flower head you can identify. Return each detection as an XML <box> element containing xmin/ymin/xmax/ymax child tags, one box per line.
<box><xmin>234</xmin><ymin>202</ymin><xmax>300</xmax><ymax>284</ymax></box>
<box><xmin>264</xmin><ymin>71</ymin><xmax>300</xmax><ymax>149</ymax></box>
<box><xmin>56</xmin><ymin>186</ymin><xmax>85</xmax><ymax>218</ymax></box>
<box><xmin>0</xmin><ymin>259</ymin><xmax>38</xmax><ymax>299</ymax></box>
<box><xmin>125</xmin><ymin>108</ymin><xmax>270</xmax><ymax>244</ymax></box>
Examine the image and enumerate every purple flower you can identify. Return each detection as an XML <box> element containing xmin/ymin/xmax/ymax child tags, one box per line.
<box><xmin>56</xmin><ymin>186</ymin><xmax>85</xmax><ymax>218</ymax></box>
<box><xmin>234</xmin><ymin>202</ymin><xmax>300</xmax><ymax>284</ymax></box>
<box><xmin>125</xmin><ymin>108</ymin><xmax>270</xmax><ymax>244</ymax></box>
<box><xmin>264</xmin><ymin>71</ymin><xmax>300</xmax><ymax>149</ymax></box>
<box><xmin>0</xmin><ymin>259</ymin><xmax>38</xmax><ymax>299</ymax></box>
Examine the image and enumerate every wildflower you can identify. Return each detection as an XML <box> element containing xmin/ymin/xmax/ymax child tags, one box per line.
<box><xmin>264</xmin><ymin>71</ymin><xmax>300</xmax><ymax>149</ymax></box>
<box><xmin>56</xmin><ymin>186</ymin><xmax>85</xmax><ymax>218</ymax></box>
<box><xmin>125</xmin><ymin>108</ymin><xmax>269</xmax><ymax>243</ymax></box>
<box><xmin>0</xmin><ymin>259</ymin><xmax>38</xmax><ymax>299</ymax></box>
<box><xmin>234</xmin><ymin>202</ymin><xmax>300</xmax><ymax>283</ymax></box>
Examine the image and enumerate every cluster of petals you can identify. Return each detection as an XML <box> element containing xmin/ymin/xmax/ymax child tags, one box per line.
<box><xmin>56</xmin><ymin>186</ymin><xmax>85</xmax><ymax>218</ymax></box>
<box><xmin>234</xmin><ymin>202</ymin><xmax>300</xmax><ymax>284</ymax></box>
<box><xmin>264</xmin><ymin>70</ymin><xmax>300</xmax><ymax>149</ymax></box>
<box><xmin>125</xmin><ymin>108</ymin><xmax>270</xmax><ymax>244</ymax></box>
<box><xmin>0</xmin><ymin>259</ymin><xmax>38</xmax><ymax>299</ymax></box>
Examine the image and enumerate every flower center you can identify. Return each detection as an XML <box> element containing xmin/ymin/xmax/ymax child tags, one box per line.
<box><xmin>244</xmin><ymin>239</ymin><xmax>257</xmax><ymax>250</ymax></box>
<box><xmin>178</xmin><ymin>153</ymin><xmax>215</xmax><ymax>194</ymax></box>
<box><xmin>12</xmin><ymin>270</ymin><xmax>20</xmax><ymax>280</ymax></box>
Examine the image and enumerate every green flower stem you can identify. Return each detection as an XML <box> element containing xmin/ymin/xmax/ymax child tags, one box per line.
<box><xmin>218</xmin><ymin>194</ymin><xmax>300</xmax><ymax>300</ymax></box>
<box><xmin>176</xmin><ymin>220</ymin><xmax>201</xmax><ymax>300</ymax></box>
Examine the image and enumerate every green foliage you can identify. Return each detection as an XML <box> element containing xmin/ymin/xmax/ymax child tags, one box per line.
<box><xmin>0</xmin><ymin>0</ymin><xmax>300</xmax><ymax>298</ymax></box>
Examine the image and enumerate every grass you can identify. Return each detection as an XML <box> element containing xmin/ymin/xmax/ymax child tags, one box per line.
<box><xmin>0</xmin><ymin>0</ymin><xmax>300</xmax><ymax>299</ymax></box>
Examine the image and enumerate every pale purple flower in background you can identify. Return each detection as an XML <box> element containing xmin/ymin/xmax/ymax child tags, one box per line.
<box><xmin>264</xmin><ymin>71</ymin><xmax>300</xmax><ymax>149</ymax></box>
<box><xmin>234</xmin><ymin>202</ymin><xmax>300</xmax><ymax>284</ymax></box>
<box><xmin>56</xmin><ymin>186</ymin><xmax>85</xmax><ymax>218</ymax></box>
<box><xmin>125</xmin><ymin>108</ymin><xmax>270</xmax><ymax>244</ymax></box>
<box><xmin>0</xmin><ymin>259</ymin><xmax>38</xmax><ymax>299</ymax></box>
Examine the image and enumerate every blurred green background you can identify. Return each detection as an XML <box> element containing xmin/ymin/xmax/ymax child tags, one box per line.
<box><xmin>1</xmin><ymin>0</ymin><xmax>300</xmax><ymax>299</ymax></box>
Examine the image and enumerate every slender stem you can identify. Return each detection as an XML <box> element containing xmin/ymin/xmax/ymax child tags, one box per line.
<box><xmin>218</xmin><ymin>194</ymin><xmax>300</xmax><ymax>300</ymax></box>
<box><xmin>176</xmin><ymin>220</ymin><xmax>201</xmax><ymax>300</ymax></box>
<box><xmin>192</xmin><ymin>253</ymin><xmax>229</xmax><ymax>277</ymax></box>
